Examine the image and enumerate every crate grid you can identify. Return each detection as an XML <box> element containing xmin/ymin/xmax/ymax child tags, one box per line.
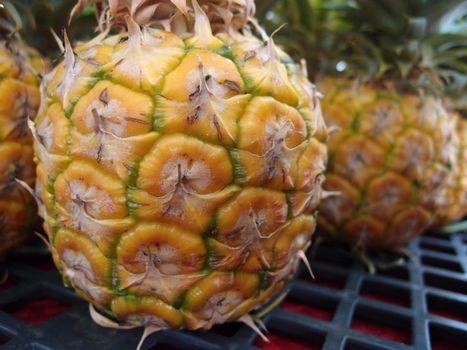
<box><xmin>0</xmin><ymin>229</ymin><xmax>465</xmax><ymax>350</ymax></box>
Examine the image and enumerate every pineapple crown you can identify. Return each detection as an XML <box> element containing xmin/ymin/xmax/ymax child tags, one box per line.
<box><xmin>71</xmin><ymin>0</ymin><xmax>256</xmax><ymax>36</ymax></box>
<box><xmin>262</xmin><ymin>0</ymin><xmax>467</xmax><ymax>105</ymax></box>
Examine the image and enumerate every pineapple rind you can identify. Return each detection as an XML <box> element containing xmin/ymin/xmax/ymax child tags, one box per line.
<box><xmin>435</xmin><ymin>116</ymin><xmax>467</xmax><ymax>224</ymax></box>
<box><xmin>34</xmin><ymin>28</ymin><xmax>327</xmax><ymax>330</ymax></box>
<box><xmin>0</xmin><ymin>40</ymin><xmax>42</xmax><ymax>254</ymax></box>
<box><xmin>319</xmin><ymin>78</ymin><xmax>463</xmax><ymax>250</ymax></box>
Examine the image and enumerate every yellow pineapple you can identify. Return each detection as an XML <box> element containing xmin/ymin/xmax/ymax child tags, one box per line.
<box><xmin>318</xmin><ymin>78</ymin><xmax>461</xmax><ymax>250</ymax></box>
<box><xmin>262</xmin><ymin>0</ymin><xmax>467</xmax><ymax>253</ymax></box>
<box><xmin>32</xmin><ymin>0</ymin><xmax>327</xmax><ymax>334</ymax></box>
<box><xmin>436</xmin><ymin>115</ymin><xmax>467</xmax><ymax>226</ymax></box>
<box><xmin>0</xmin><ymin>1</ymin><xmax>45</xmax><ymax>255</ymax></box>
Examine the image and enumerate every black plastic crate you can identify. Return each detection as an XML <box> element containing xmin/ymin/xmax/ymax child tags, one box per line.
<box><xmin>0</xmin><ymin>229</ymin><xmax>466</xmax><ymax>350</ymax></box>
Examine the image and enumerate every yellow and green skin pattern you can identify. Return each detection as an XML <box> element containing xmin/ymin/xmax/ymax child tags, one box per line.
<box><xmin>0</xmin><ymin>40</ymin><xmax>42</xmax><ymax>255</ymax></box>
<box><xmin>318</xmin><ymin>78</ymin><xmax>459</xmax><ymax>251</ymax></box>
<box><xmin>437</xmin><ymin>116</ymin><xmax>467</xmax><ymax>224</ymax></box>
<box><xmin>32</xmin><ymin>22</ymin><xmax>328</xmax><ymax>329</ymax></box>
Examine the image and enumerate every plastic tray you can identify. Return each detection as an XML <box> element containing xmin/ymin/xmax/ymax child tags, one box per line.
<box><xmin>0</xmin><ymin>228</ymin><xmax>466</xmax><ymax>350</ymax></box>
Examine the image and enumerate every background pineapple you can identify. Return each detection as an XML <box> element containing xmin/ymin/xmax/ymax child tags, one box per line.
<box><xmin>437</xmin><ymin>114</ymin><xmax>467</xmax><ymax>229</ymax></box>
<box><xmin>32</xmin><ymin>0</ymin><xmax>328</xmax><ymax>332</ymax></box>
<box><xmin>0</xmin><ymin>1</ymin><xmax>45</xmax><ymax>255</ymax></box>
<box><xmin>261</xmin><ymin>0</ymin><xmax>467</xmax><ymax>252</ymax></box>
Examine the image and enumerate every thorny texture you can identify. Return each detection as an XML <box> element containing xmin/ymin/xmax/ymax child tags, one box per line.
<box><xmin>318</xmin><ymin>78</ymin><xmax>465</xmax><ymax>252</ymax></box>
<box><xmin>32</xmin><ymin>6</ymin><xmax>328</xmax><ymax>331</ymax></box>
<box><xmin>0</xmin><ymin>39</ymin><xmax>42</xmax><ymax>255</ymax></box>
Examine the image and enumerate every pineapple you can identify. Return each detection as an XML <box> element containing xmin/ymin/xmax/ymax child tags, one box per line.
<box><xmin>262</xmin><ymin>0</ymin><xmax>467</xmax><ymax>251</ymax></box>
<box><xmin>318</xmin><ymin>78</ymin><xmax>461</xmax><ymax>250</ymax></box>
<box><xmin>0</xmin><ymin>1</ymin><xmax>44</xmax><ymax>255</ymax></box>
<box><xmin>436</xmin><ymin>115</ymin><xmax>467</xmax><ymax>226</ymax></box>
<box><xmin>32</xmin><ymin>0</ymin><xmax>328</xmax><ymax>332</ymax></box>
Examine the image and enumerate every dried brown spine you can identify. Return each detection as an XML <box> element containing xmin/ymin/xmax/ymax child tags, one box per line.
<box><xmin>71</xmin><ymin>0</ymin><xmax>256</xmax><ymax>34</ymax></box>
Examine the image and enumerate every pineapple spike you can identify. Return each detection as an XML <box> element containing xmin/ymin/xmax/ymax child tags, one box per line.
<box><xmin>256</xmin><ymin>289</ymin><xmax>289</xmax><ymax>318</ymax></box>
<box><xmin>254</xmin><ymin>316</ymin><xmax>268</xmax><ymax>333</ymax></box>
<box><xmin>169</xmin><ymin>0</ymin><xmax>190</xmax><ymax>17</ymax></box>
<box><xmin>14</xmin><ymin>178</ymin><xmax>36</xmax><ymax>200</ymax></box>
<box><xmin>63</xmin><ymin>31</ymin><xmax>74</xmax><ymax>70</ymax></box>
<box><xmin>136</xmin><ymin>325</ymin><xmax>164</xmax><ymax>350</ymax></box>
<box><xmin>263</xmin><ymin>24</ymin><xmax>285</xmax><ymax>64</ymax></box>
<box><xmin>298</xmin><ymin>249</ymin><xmax>315</xmax><ymax>280</ymax></box>
<box><xmin>59</xmin><ymin>31</ymin><xmax>80</xmax><ymax>103</ymax></box>
<box><xmin>192</xmin><ymin>0</ymin><xmax>214</xmax><ymax>41</ymax></box>
<box><xmin>126</xmin><ymin>15</ymin><xmax>143</xmax><ymax>49</ymax></box>
<box><xmin>239</xmin><ymin>314</ymin><xmax>269</xmax><ymax>343</ymax></box>
<box><xmin>50</xmin><ymin>28</ymin><xmax>65</xmax><ymax>52</ymax></box>
<box><xmin>15</xmin><ymin>178</ymin><xmax>48</xmax><ymax>227</ymax></box>
<box><xmin>89</xmin><ymin>304</ymin><xmax>136</xmax><ymax>329</ymax></box>
<box><xmin>211</xmin><ymin>3</ymin><xmax>233</xmax><ymax>34</ymax></box>
<box><xmin>34</xmin><ymin>231</ymin><xmax>52</xmax><ymax>251</ymax></box>
<box><xmin>193</xmin><ymin>57</ymin><xmax>235</xmax><ymax>141</ymax></box>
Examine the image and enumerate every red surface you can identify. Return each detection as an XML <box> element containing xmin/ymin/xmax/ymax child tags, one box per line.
<box><xmin>351</xmin><ymin>317</ymin><xmax>411</xmax><ymax>344</ymax></box>
<box><xmin>254</xmin><ymin>332</ymin><xmax>321</xmax><ymax>350</ymax></box>
<box><xmin>282</xmin><ymin>300</ymin><xmax>334</xmax><ymax>321</ymax></box>
<box><xmin>9</xmin><ymin>299</ymin><xmax>69</xmax><ymax>325</ymax></box>
<box><xmin>360</xmin><ymin>289</ymin><xmax>410</xmax><ymax>308</ymax></box>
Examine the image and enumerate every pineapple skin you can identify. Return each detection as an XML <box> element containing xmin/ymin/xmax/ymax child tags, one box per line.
<box><xmin>32</xmin><ymin>27</ymin><xmax>328</xmax><ymax>330</ymax></box>
<box><xmin>318</xmin><ymin>78</ymin><xmax>461</xmax><ymax>251</ymax></box>
<box><xmin>437</xmin><ymin>116</ymin><xmax>467</xmax><ymax>224</ymax></box>
<box><xmin>0</xmin><ymin>40</ymin><xmax>42</xmax><ymax>255</ymax></box>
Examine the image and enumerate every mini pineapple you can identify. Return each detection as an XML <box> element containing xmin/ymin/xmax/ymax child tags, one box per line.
<box><xmin>0</xmin><ymin>1</ymin><xmax>44</xmax><ymax>255</ymax></box>
<box><xmin>436</xmin><ymin>115</ymin><xmax>467</xmax><ymax>226</ymax></box>
<box><xmin>263</xmin><ymin>0</ymin><xmax>467</xmax><ymax>251</ymax></box>
<box><xmin>319</xmin><ymin>78</ymin><xmax>461</xmax><ymax>250</ymax></box>
<box><xmin>32</xmin><ymin>0</ymin><xmax>327</xmax><ymax>333</ymax></box>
